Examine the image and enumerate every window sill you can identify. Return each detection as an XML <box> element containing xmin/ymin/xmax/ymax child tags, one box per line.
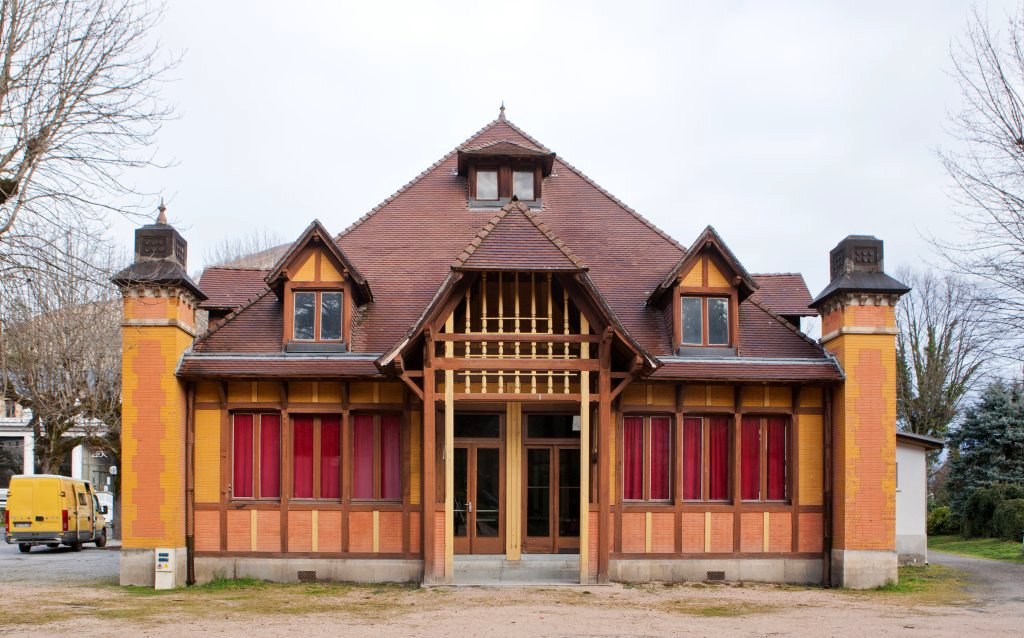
<box><xmin>285</xmin><ymin>341</ymin><xmax>348</xmax><ymax>353</ymax></box>
<box><xmin>469</xmin><ymin>197</ymin><xmax>541</xmax><ymax>209</ymax></box>
<box><xmin>675</xmin><ymin>346</ymin><xmax>737</xmax><ymax>357</ymax></box>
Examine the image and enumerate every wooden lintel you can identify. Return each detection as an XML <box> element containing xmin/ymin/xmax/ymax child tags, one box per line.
<box><xmin>441</xmin><ymin>333</ymin><xmax>601</xmax><ymax>343</ymax></box>
<box><xmin>435</xmin><ymin>392</ymin><xmax>592</xmax><ymax>403</ymax></box>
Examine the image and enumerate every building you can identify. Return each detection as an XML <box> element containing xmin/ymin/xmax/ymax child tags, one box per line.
<box><xmin>895</xmin><ymin>431</ymin><xmax>943</xmax><ymax>565</ymax></box>
<box><xmin>113</xmin><ymin>110</ymin><xmax>909</xmax><ymax>589</ymax></box>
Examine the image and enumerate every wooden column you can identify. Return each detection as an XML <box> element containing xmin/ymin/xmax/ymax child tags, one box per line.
<box><xmin>444</xmin><ymin>314</ymin><xmax>455</xmax><ymax>583</ymax></box>
<box><xmin>579</xmin><ymin>316</ymin><xmax>591</xmax><ymax>583</ymax></box>
<box><xmin>422</xmin><ymin>332</ymin><xmax>436</xmax><ymax>583</ymax></box>
<box><xmin>505</xmin><ymin>402</ymin><xmax>522</xmax><ymax>561</ymax></box>
<box><xmin>597</xmin><ymin>328</ymin><xmax>612</xmax><ymax>583</ymax></box>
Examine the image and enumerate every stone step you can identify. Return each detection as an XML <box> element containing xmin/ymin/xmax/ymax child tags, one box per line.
<box><xmin>454</xmin><ymin>556</ymin><xmax>580</xmax><ymax>584</ymax></box>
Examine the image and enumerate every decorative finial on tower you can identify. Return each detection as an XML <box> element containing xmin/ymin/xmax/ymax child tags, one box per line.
<box><xmin>156</xmin><ymin>199</ymin><xmax>167</xmax><ymax>224</ymax></box>
<box><xmin>498</xmin><ymin>101</ymin><xmax>506</xmax><ymax>121</ymax></box>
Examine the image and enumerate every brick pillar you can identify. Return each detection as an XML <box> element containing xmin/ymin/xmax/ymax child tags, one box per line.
<box><xmin>112</xmin><ymin>207</ymin><xmax>206</xmax><ymax>587</ymax></box>
<box><xmin>811</xmin><ymin>236</ymin><xmax>908</xmax><ymax>589</ymax></box>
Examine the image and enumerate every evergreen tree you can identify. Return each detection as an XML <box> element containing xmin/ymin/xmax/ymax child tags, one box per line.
<box><xmin>945</xmin><ymin>380</ymin><xmax>1024</xmax><ymax>515</ymax></box>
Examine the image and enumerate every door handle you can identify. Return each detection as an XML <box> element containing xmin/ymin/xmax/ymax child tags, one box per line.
<box><xmin>467</xmin><ymin>501</ymin><xmax>473</xmax><ymax>513</ymax></box>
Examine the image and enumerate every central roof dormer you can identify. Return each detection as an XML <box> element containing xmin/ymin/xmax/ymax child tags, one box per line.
<box><xmin>457</xmin><ymin>134</ymin><xmax>555</xmax><ymax>209</ymax></box>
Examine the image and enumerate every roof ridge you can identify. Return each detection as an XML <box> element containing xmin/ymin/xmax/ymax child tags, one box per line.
<box><xmin>499</xmin><ymin>118</ymin><xmax>683</xmax><ymax>253</ymax></box>
<box><xmin>337</xmin><ymin>117</ymin><xmax>506</xmax><ymax>240</ymax></box>
<box><xmin>201</xmin><ymin>265</ymin><xmax>270</xmax><ymax>273</ymax></box>
<box><xmin>194</xmin><ymin>287</ymin><xmax>275</xmax><ymax>345</ymax></box>
<box><xmin>752</xmin><ymin>272</ymin><xmax>805</xmax><ymax>278</ymax></box>
<box><xmin>744</xmin><ymin>296</ymin><xmax>829</xmax><ymax>355</ymax></box>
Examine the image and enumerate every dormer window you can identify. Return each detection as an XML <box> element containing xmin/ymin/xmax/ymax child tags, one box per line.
<box><xmin>682</xmin><ymin>296</ymin><xmax>730</xmax><ymax>346</ymax></box>
<box><xmin>293</xmin><ymin>291</ymin><xmax>343</xmax><ymax>341</ymax></box>
<box><xmin>476</xmin><ymin>170</ymin><xmax>499</xmax><ymax>200</ymax></box>
<box><xmin>457</xmin><ymin>140</ymin><xmax>555</xmax><ymax>208</ymax></box>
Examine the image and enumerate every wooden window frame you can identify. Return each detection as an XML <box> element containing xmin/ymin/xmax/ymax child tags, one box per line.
<box><xmin>349</xmin><ymin>412</ymin><xmax>403</xmax><ymax>503</ymax></box>
<box><xmin>230</xmin><ymin>411</ymin><xmax>281</xmax><ymax>501</ymax></box>
<box><xmin>291</xmin><ymin>289</ymin><xmax>344</xmax><ymax>343</ymax></box>
<box><xmin>681</xmin><ymin>414</ymin><xmax>734</xmax><ymax>503</ymax></box>
<box><xmin>621</xmin><ymin>414</ymin><xmax>673</xmax><ymax>503</ymax></box>
<box><xmin>680</xmin><ymin>296</ymin><xmax>732</xmax><ymax>347</ymax></box>
<box><xmin>468</xmin><ymin>163</ymin><xmax>543</xmax><ymax>202</ymax></box>
<box><xmin>289</xmin><ymin>414</ymin><xmax>343</xmax><ymax>502</ymax></box>
<box><xmin>740</xmin><ymin>415</ymin><xmax>791</xmax><ymax>503</ymax></box>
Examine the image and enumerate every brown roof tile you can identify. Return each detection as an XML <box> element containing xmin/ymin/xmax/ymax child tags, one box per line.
<box><xmin>178</xmin><ymin>356</ymin><xmax>381</xmax><ymax>379</ymax></box>
<box><xmin>750</xmin><ymin>273</ymin><xmax>817</xmax><ymax>317</ymax></box>
<box><xmin>454</xmin><ymin>200</ymin><xmax>584</xmax><ymax>271</ymax></box>
<box><xmin>652</xmin><ymin>359</ymin><xmax>842</xmax><ymax>383</ymax></box>
<box><xmin>197</xmin><ymin>267</ymin><xmax>269</xmax><ymax>310</ymax></box>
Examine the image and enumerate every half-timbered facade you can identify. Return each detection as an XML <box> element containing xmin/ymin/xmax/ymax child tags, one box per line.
<box><xmin>114</xmin><ymin>110</ymin><xmax>909</xmax><ymax>589</ymax></box>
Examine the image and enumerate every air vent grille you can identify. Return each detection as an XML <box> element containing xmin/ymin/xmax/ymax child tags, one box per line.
<box><xmin>298</xmin><ymin>570</ymin><xmax>317</xmax><ymax>583</ymax></box>
<box><xmin>706</xmin><ymin>570</ymin><xmax>725</xmax><ymax>582</ymax></box>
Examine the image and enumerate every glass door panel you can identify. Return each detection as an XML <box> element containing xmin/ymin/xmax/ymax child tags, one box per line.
<box><xmin>475</xmin><ymin>447</ymin><xmax>500</xmax><ymax>538</ymax></box>
<box><xmin>558</xmin><ymin>448</ymin><xmax>580</xmax><ymax>538</ymax></box>
<box><xmin>526</xmin><ymin>448</ymin><xmax>551</xmax><ymax>538</ymax></box>
<box><xmin>454</xmin><ymin>447</ymin><xmax>468</xmax><ymax>538</ymax></box>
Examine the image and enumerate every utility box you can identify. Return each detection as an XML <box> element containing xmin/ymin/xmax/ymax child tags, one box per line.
<box><xmin>154</xmin><ymin>548</ymin><xmax>175</xmax><ymax>590</ymax></box>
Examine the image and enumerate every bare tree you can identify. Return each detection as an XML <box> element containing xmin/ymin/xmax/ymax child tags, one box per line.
<box><xmin>895</xmin><ymin>267</ymin><xmax>993</xmax><ymax>439</ymax></box>
<box><xmin>0</xmin><ymin>233</ymin><xmax>121</xmax><ymax>475</ymax></box>
<box><xmin>938</xmin><ymin>7</ymin><xmax>1024</xmax><ymax>359</ymax></box>
<box><xmin>204</xmin><ymin>227</ymin><xmax>286</xmax><ymax>270</ymax></box>
<box><xmin>0</xmin><ymin>0</ymin><xmax>174</xmax><ymax>279</ymax></box>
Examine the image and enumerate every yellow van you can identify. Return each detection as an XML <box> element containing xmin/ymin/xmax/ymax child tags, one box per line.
<box><xmin>4</xmin><ymin>475</ymin><xmax>108</xmax><ymax>552</ymax></box>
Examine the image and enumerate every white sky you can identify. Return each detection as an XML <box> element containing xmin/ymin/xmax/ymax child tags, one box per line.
<box><xmin>116</xmin><ymin>0</ymin><xmax>1019</xmax><ymax>298</ymax></box>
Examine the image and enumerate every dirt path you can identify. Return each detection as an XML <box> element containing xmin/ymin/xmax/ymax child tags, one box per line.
<box><xmin>929</xmin><ymin>550</ymin><xmax>1024</xmax><ymax>608</ymax></box>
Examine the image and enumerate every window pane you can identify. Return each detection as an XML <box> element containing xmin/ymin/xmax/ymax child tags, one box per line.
<box><xmin>557</xmin><ymin>448</ymin><xmax>580</xmax><ymax>537</ymax></box>
<box><xmin>682</xmin><ymin>417</ymin><xmax>702</xmax><ymax>500</ymax></box>
<box><xmin>766</xmin><ymin>417</ymin><xmax>787</xmax><ymax>500</ymax></box>
<box><xmin>293</xmin><ymin>416</ymin><xmax>314</xmax><ymax>498</ymax></box>
<box><xmin>682</xmin><ymin>297</ymin><xmax>702</xmax><ymax>344</ymax></box>
<box><xmin>380</xmin><ymin>415</ymin><xmax>401</xmax><ymax>500</ymax></box>
<box><xmin>320</xmin><ymin>416</ymin><xmax>341</xmax><ymax>499</ymax></box>
<box><xmin>526</xmin><ymin>448</ymin><xmax>550</xmax><ymax>537</ymax></box>
<box><xmin>741</xmin><ymin>416</ymin><xmax>761</xmax><ymax>500</ymax></box>
<box><xmin>526</xmin><ymin>414</ymin><xmax>580</xmax><ymax>438</ymax></box>
<box><xmin>513</xmin><ymin>170</ymin><xmax>534</xmax><ymax>200</ymax></box>
<box><xmin>476</xmin><ymin>170</ymin><xmax>498</xmax><ymax>200</ymax></box>
<box><xmin>454</xmin><ymin>447</ymin><xmax>468</xmax><ymax>537</ymax></box>
<box><xmin>650</xmin><ymin>417</ymin><xmax>671</xmax><ymax>501</ymax></box>
<box><xmin>623</xmin><ymin>416</ymin><xmax>643</xmax><ymax>500</ymax></box>
<box><xmin>294</xmin><ymin>292</ymin><xmax>315</xmax><ymax>340</ymax></box>
<box><xmin>708</xmin><ymin>298</ymin><xmax>729</xmax><ymax>345</ymax></box>
<box><xmin>352</xmin><ymin>415</ymin><xmax>374</xmax><ymax>499</ymax></box>
<box><xmin>477</xmin><ymin>447</ymin><xmax>501</xmax><ymax>537</ymax></box>
<box><xmin>454</xmin><ymin>414</ymin><xmax>500</xmax><ymax>438</ymax></box>
<box><xmin>260</xmin><ymin>414</ymin><xmax>280</xmax><ymax>498</ymax></box>
<box><xmin>320</xmin><ymin>292</ymin><xmax>343</xmax><ymax>340</ymax></box>
<box><xmin>708</xmin><ymin>417</ymin><xmax>730</xmax><ymax>500</ymax></box>
<box><xmin>232</xmin><ymin>414</ymin><xmax>254</xmax><ymax>498</ymax></box>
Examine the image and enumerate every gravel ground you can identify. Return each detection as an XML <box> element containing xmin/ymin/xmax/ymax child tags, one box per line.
<box><xmin>0</xmin><ymin>539</ymin><xmax>118</xmax><ymax>584</ymax></box>
<box><xmin>929</xmin><ymin>550</ymin><xmax>1024</xmax><ymax>607</ymax></box>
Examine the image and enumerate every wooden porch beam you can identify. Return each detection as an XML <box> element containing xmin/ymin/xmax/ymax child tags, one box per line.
<box><xmin>435</xmin><ymin>358</ymin><xmax>600</xmax><ymax>372</ymax></box>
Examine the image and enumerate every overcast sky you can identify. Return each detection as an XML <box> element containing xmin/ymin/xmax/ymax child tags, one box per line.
<box><xmin>119</xmin><ymin>0</ymin><xmax>1019</xmax><ymax>297</ymax></box>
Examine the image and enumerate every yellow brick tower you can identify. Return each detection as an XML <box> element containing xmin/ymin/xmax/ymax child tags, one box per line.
<box><xmin>811</xmin><ymin>236</ymin><xmax>909</xmax><ymax>589</ymax></box>
<box><xmin>112</xmin><ymin>205</ymin><xmax>206</xmax><ymax>587</ymax></box>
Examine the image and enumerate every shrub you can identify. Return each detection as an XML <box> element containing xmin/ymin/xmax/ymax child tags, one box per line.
<box><xmin>961</xmin><ymin>483</ymin><xmax>1024</xmax><ymax>538</ymax></box>
<box><xmin>927</xmin><ymin>506</ymin><xmax>959</xmax><ymax>536</ymax></box>
<box><xmin>993</xmin><ymin>499</ymin><xmax>1024</xmax><ymax>541</ymax></box>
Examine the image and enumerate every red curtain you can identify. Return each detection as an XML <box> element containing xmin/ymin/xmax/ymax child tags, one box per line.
<box><xmin>381</xmin><ymin>415</ymin><xmax>401</xmax><ymax>500</ymax></box>
<box><xmin>259</xmin><ymin>414</ymin><xmax>280</xmax><ymax>498</ymax></box>
<box><xmin>320</xmin><ymin>416</ymin><xmax>341</xmax><ymax>499</ymax></box>
<box><xmin>708</xmin><ymin>417</ymin><xmax>729</xmax><ymax>500</ymax></box>
<box><xmin>682</xmin><ymin>417</ymin><xmax>702</xmax><ymax>500</ymax></box>
<box><xmin>623</xmin><ymin>416</ymin><xmax>643</xmax><ymax>500</ymax></box>
<box><xmin>650</xmin><ymin>417</ymin><xmax>671</xmax><ymax>500</ymax></box>
<box><xmin>766</xmin><ymin>416</ymin><xmax>787</xmax><ymax>500</ymax></box>
<box><xmin>293</xmin><ymin>415</ymin><xmax>314</xmax><ymax>498</ymax></box>
<box><xmin>352</xmin><ymin>415</ymin><xmax>374</xmax><ymax>499</ymax></box>
<box><xmin>232</xmin><ymin>414</ymin><xmax>254</xmax><ymax>498</ymax></box>
<box><xmin>741</xmin><ymin>416</ymin><xmax>761</xmax><ymax>500</ymax></box>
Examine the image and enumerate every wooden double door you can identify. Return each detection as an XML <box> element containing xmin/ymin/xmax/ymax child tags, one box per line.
<box><xmin>523</xmin><ymin>414</ymin><xmax>581</xmax><ymax>554</ymax></box>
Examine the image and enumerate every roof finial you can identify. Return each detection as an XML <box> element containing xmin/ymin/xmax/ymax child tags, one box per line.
<box><xmin>156</xmin><ymin>198</ymin><xmax>167</xmax><ymax>224</ymax></box>
<box><xmin>498</xmin><ymin>101</ymin><xmax>506</xmax><ymax>121</ymax></box>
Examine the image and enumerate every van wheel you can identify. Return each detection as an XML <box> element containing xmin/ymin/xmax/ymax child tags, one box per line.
<box><xmin>18</xmin><ymin>543</ymin><xmax>31</xmax><ymax>553</ymax></box>
<box><xmin>95</xmin><ymin>530</ymin><xmax>107</xmax><ymax>548</ymax></box>
<box><xmin>70</xmin><ymin>542</ymin><xmax>82</xmax><ymax>552</ymax></box>
<box><xmin>46</xmin><ymin>543</ymin><xmax>58</xmax><ymax>548</ymax></box>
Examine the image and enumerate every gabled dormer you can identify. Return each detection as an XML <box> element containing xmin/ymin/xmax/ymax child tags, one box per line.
<box><xmin>648</xmin><ymin>226</ymin><xmax>758</xmax><ymax>356</ymax></box>
<box><xmin>265</xmin><ymin>220</ymin><xmax>371</xmax><ymax>353</ymax></box>
<box><xmin>457</xmin><ymin>136</ymin><xmax>555</xmax><ymax>209</ymax></box>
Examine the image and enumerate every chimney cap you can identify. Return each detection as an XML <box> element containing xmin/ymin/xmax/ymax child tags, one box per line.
<box><xmin>810</xmin><ymin>235</ymin><xmax>909</xmax><ymax>308</ymax></box>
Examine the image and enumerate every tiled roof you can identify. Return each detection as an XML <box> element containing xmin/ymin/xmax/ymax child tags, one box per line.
<box><xmin>737</xmin><ymin>299</ymin><xmax>825</xmax><ymax>358</ymax></box>
<box><xmin>454</xmin><ymin>200</ymin><xmax>584</xmax><ymax>271</ymax></box>
<box><xmin>652</xmin><ymin>358</ymin><xmax>842</xmax><ymax>383</ymax></box>
<box><xmin>178</xmin><ymin>355</ymin><xmax>381</xmax><ymax>379</ymax></box>
<box><xmin>750</xmin><ymin>273</ymin><xmax>817</xmax><ymax>317</ymax></box>
<box><xmin>197</xmin><ymin>267</ymin><xmax>269</xmax><ymax>310</ymax></box>
<box><xmin>192</xmin><ymin>290</ymin><xmax>282</xmax><ymax>353</ymax></box>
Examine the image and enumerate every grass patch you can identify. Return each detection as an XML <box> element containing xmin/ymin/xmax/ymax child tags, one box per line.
<box><xmin>849</xmin><ymin>564</ymin><xmax>969</xmax><ymax>606</ymax></box>
<box><xmin>929</xmin><ymin>535</ymin><xmax>1024</xmax><ymax>564</ymax></box>
<box><xmin>660</xmin><ymin>600</ymin><xmax>776</xmax><ymax>617</ymax></box>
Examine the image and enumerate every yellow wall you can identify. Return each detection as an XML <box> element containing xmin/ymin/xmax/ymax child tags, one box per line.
<box><xmin>194</xmin><ymin>409</ymin><xmax>221</xmax><ymax>504</ymax></box>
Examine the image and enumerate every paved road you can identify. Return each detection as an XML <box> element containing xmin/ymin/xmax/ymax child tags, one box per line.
<box><xmin>0</xmin><ymin>540</ymin><xmax>118</xmax><ymax>584</ymax></box>
<box><xmin>929</xmin><ymin>550</ymin><xmax>1024</xmax><ymax>609</ymax></box>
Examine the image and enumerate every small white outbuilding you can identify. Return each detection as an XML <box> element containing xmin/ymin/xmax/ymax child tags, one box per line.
<box><xmin>896</xmin><ymin>431</ymin><xmax>944</xmax><ymax>565</ymax></box>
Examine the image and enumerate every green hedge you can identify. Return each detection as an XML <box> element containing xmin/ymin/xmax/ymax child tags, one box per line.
<box><xmin>993</xmin><ymin>499</ymin><xmax>1024</xmax><ymax>541</ymax></box>
<box><xmin>927</xmin><ymin>506</ymin><xmax>959</xmax><ymax>536</ymax></box>
<box><xmin>961</xmin><ymin>484</ymin><xmax>1024</xmax><ymax>538</ymax></box>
